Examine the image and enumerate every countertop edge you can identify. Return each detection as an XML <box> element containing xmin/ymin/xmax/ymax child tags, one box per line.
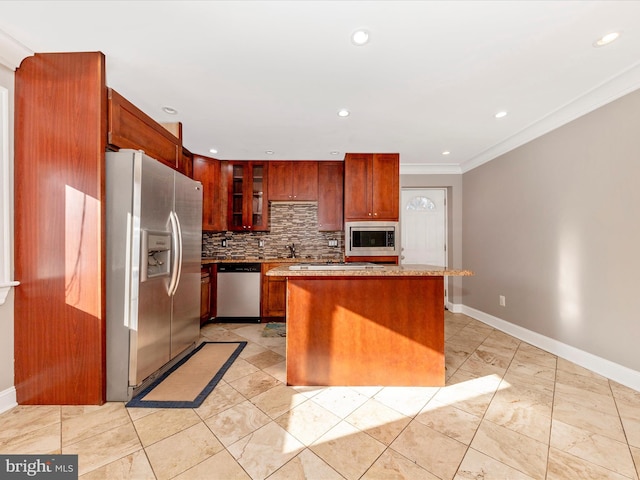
<box><xmin>266</xmin><ymin>265</ymin><xmax>474</xmax><ymax>277</ymax></box>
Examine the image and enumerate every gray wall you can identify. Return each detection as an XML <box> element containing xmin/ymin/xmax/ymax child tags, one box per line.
<box><xmin>401</xmin><ymin>174</ymin><xmax>463</xmax><ymax>305</ymax></box>
<box><xmin>462</xmin><ymin>87</ymin><xmax>640</xmax><ymax>372</ymax></box>
<box><xmin>0</xmin><ymin>63</ymin><xmax>15</xmax><ymax>396</ymax></box>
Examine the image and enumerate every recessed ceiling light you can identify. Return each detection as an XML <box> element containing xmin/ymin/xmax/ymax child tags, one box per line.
<box><xmin>594</xmin><ymin>32</ymin><xmax>620</xmax><ymax>47</ymax></box>
<box><xmin>338</xmin><ymin>109</ymin><xmax>350</xmax><ymax>117</ymax></box>
<box><xmin>162</xmin><ymin>106</ymin><xmax>178</xmax><ymax>115</ymax></box>
<box><xmin>265</xmin><ymin>150</ymin><xmax>274</xmax><ymax>155</ymax></box>
<box><xmin>209</xmin><ymin>148</ymin><xmax>218</xmax><ymax>154</ymax></box>
<box><xmin>351</xmin><ymin>29</ymin><xmax>370</xmax><ymax>46</ymax></box>
<box><xmin>442</xmin><ymin>151</ymin><xmax>451</xmax><ymax>156</ymax></box>
<box><xmin>495</xmin><ymin>111</ymin><xmax>508</xmax><ymax>119</ymax></box>
<box><xmin>330</xmin><ymin>151</ymin><xmax>340</xmax><ymax>155</ymax></box>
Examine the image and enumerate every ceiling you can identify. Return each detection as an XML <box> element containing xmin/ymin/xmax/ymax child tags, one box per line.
<box><xmin>1</xmin><ymin>1</ymin><xmax>640</xmax><ymax>173</ymax></box>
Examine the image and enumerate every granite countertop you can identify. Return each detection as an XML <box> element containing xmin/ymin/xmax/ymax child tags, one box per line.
<box><xmin>201</xmin><ymin>257</ymin><xmax>332</xmax><ymax>265</ymax></box>
<box><xmin>266</xmin><ymin>264</ymin><xmax>474</xmax><ymax>277</ymax></box>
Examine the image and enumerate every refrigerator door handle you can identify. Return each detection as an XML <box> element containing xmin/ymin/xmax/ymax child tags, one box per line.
<box><xmin>168</xmin><ymin>210</ymin><xmax>183</xmax><ymax>296</ymax></box>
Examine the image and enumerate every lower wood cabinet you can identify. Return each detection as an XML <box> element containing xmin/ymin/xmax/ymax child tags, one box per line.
<box><xmin>200</xmin><ymin>267</ymin><xmax>211</xmax><ymax>324</ymax></box>
<box><xmin>261</xmin><ymin>262</ymin><xmax>294</xmax><ymax>320</ymax></box>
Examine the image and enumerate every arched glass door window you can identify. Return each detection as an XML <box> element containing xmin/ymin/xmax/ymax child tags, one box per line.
<box><xmin>405</xmin><ymin>196</ymin><xmax>436</xmax><ymax>211</ymax></box>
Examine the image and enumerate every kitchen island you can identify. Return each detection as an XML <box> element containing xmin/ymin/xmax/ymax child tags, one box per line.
<box><xmin>266</xmin><ymin>264</ymin><xmax>473</xmax><ymax>386</ymax></box>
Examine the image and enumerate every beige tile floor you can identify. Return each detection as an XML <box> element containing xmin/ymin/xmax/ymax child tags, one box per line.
<box><xmin>2</xmin><ymin>312</ymin><xmax>640</xmax><ymax>479</ymax></box>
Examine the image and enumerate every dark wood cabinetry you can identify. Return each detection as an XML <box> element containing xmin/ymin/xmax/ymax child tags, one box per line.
<box><xmin>15</xmin><ymin>52</ymin><xmax>107</xmax><ymax>404</ymax></box>
<box><xmin>317</xmin><ymin>161</ymin><xmax>344</xmax><ymax>231</ymax></box>
<box><xmin>268</xmin><ymin>161</ymin><xmax>318</xmax><ymax>201</ymax></box>
<box><xmin>261</xmin><ymin>262</ymin><xmax>294</xmax><ymax>319</ymax></box>
<box><xmin>201</xmin><ymin>267</ymin><xmax>211</xmax><ymax>324</ymax></box>
<box><xmin>193</xmin><ymin>155</ymin><xmax>226</xmax><ymax>232</ymax></box>
<box><xmin>226</xmin><ymin>161</ymin><xmax>269</xmax><ymax>231</ymax></box>
<box><xmin>344</xmin><ymin>153</ymin><xmax>399</xmax><ymax>222</ymax></box>
<box><xmin>107</xmin><ymin>88</ymin><xmax>182</xmax><ymax>171</ymax></box>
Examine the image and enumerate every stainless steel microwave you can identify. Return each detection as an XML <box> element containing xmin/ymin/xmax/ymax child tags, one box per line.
<box><xmin>345</xmin><ymin>221</ymin><xmax>400</xmax><ymax>256</ymax></box>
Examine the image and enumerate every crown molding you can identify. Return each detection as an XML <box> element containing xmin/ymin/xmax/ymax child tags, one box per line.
<box><xmin>0</xmin><ymin>29</ymin><xmax>33</xmax><ymax>71</ymax></box>
<box><xmin>460</xmin><ymin>61</ymin><xmax>640</xmax><ymax>173</ymax></box>
<box><xmin>400</xmin><ymin>163</ymin><xmax>462</xmax><ymax>175</ymax></box>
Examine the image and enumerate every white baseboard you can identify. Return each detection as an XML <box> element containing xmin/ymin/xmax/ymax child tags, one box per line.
<box><xmin>460</xmin><ymin>305</ymin><xmax>640</xmax><ymax>392</ymax></box>
<box><xmin>0</xmin><ymin>386</ymin><xmax>17</xmax><ymax>414</ymax></box>
<box><xmin>447</xmin><ymin>302</ymin><xmax>464</xmax><ymax>313</ymax></box>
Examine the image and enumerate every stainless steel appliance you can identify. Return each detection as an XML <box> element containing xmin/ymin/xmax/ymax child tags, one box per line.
<box><xmin>106</xmin><ymin>150</ymin><xmax>203</xmax><ymax>401</ymax></box>
<box><xmin>345</xmin><ymin>221</ymin><xmax>400</xmax><ymax>257</ymax></box>
<box><xmin>216</xmin><ymin>263</ymin><xmax>261</xmax><ymax>322</ymax></box>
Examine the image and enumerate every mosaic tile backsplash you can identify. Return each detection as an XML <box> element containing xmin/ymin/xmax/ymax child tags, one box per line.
<box><xmin>202</xmin><ymin>202</ymin><xmax>344</xmax><ymax>260</ymax></box>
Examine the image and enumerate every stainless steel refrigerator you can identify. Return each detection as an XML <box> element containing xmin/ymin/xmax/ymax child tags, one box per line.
<box><xmin>106</xmin><ymin>150</ymin><xmax>203</xmax><ymax>401</ymax></box>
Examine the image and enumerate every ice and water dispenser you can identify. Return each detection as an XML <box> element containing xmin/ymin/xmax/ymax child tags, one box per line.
<box><xmin>141</xmin><ymin>230</ymin><xmax>172</xmax><ymax>282</ymax></box>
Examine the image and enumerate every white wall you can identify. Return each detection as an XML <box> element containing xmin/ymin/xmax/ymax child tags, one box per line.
<box><xmin>0</xmin><ymin>62</ymin><xmax>16</xmax><ymax>412</ymax></box>
<box><xmin>462</xmin><ymin>86</ymin><xmax>640</xmax><ymax>390</ymax></box>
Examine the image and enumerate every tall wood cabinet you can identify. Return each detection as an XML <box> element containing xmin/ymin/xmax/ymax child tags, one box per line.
<box><xmin>193</xmin><ymin>154</ymin><xmax>226</xmax><ymax>231</ymax></box>
<box><xmin>344</xmin><ymin>153</ymin><xmax>399</xmax><ymax>222</ymax></box>
<box><xmin>15</xmin><ymin>52</ymin><xmax>107</xmax><ymax>404</ymax></box>
<box><xmin>317</xmin><ymin>161</ymin><xmax>344</xmax><ymax>231</ymax></box>
<box><xmin>226</xmin><ymin>161</ymin><xmax>269</xmax><ymax>231</ymax></box>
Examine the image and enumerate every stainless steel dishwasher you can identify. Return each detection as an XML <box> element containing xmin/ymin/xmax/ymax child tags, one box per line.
<box><xmin>216</xmin><ymin>263</ymin><xmax>261</xmax><ymax>322</ymax></box>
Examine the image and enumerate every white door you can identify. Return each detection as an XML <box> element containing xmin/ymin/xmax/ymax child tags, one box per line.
<box><xmin>401</xmin><ymin>188</ymin><xmax>447</xmax><ymax>266</ymax></box>
<box><xmin>401</xmin><ymin>188</ymin><xmax>447</xmax><ymax>304</ymax></box>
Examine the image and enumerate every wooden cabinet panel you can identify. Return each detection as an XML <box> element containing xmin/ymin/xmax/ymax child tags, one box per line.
<box><xmin>193</xmin><ymin>155</ymin><xmax>226</xmax><ymax>232</ymax></box>
<box><xmin>200</xmin><ymin>267</ymin><xmax>211</xmax><ymax>324</ymax></box>
<box><xmin>344</xmin><ymin>153</ymin><xmax>399</xmax><ymax>221</ymax></box>
<box><xmin>181</xmin><ymin>147</ymin><xmax>193</xmax><ymax>178</ymax></box>
<box><xmin>268</xmin><ymin>161</ymin><xmax>318</xmax><ymax>201</ymax></box>
<box><xmin>227</xmin><ymin>161</ymin><xmax>269</xmax><ymax>231</ymax></box>
<box><xmin>107</xmin><ymin>88</ymin><xmax>181</xmax><ymax>169</ymax></box>
<box><xmin>286</xmin><ymin>276</ymin><xmax>445</xmax><ymax>386</ymax></box>
<box><xmin>261</xmin><ymin>262</ymin><xmax>294</xmax><ymax>319</ymax></box>
<box><xmin>15</xmin><ymin>52</ymin><xmax>107</xmax><ymax>404</ymax></box>
<box><xmin>317</xmin><ymin>161</ymin><xmax>344</xmax><ymax>231</ymax></box>
<box><xmin>371</xmin><ymin>153</ymin><xmax>399</xmax><ymax>220</ymax></box>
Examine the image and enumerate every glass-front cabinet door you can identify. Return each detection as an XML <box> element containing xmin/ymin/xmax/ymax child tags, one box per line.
<box><xmin>227</xmin><ymin>161</ymin><xmax>269</xmax><ymax>231</ymax></box>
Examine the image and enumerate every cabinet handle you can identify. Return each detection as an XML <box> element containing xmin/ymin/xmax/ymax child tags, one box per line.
<box><xmin>368</xmin><ymin>212</ymin><xmax>372</xmax><ymax>216</ymax></box>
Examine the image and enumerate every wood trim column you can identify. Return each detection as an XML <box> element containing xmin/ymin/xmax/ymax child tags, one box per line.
<box><xmin>15</xmin><ymin>52</ymin><xmax>107</xmax><ymax>404</ymax></box>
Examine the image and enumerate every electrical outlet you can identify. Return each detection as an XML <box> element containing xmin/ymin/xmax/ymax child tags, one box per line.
<box><xmin>258</xmin><ymin>239</ymin><xmax>265</xmax><ymax>248</ymax></box>
<box><xmin>499</xmin><ymin>295</ymin><xmax>506</xmax><ymax>307</ymax></box>
<box><xmin>221</xmin><ymin>239</ymin><xmax>227</xmax><ymax>247</ymax></box>
<box><xmin>328</xmin><ymin>239</ymin><xmax>338</xmax><ymax>247</ymax></box>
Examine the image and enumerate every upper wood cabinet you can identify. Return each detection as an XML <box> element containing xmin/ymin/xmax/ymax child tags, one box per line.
<box><xmin>226</xmin><ymin>161</ymin><xmax>269</xmax><ymax>231</ymax></box>
<box><xmin>317</xmin><ymin>161</ymin><xmax>344</xmax><ymax>231</ymax></box>
<box><xmin>268</xmin><ymin>161</ymin><xmax>318</xmax><ymax>201</ymax></box>
<box><xmin>181</xmin><ymin>147</ymin><xmax>193</xmax><ymax>178</ymax></box>
<box><xmin>107</xmin><ymin>88</ymin><xmax>182</xmax><ymax>171</ymax></box>
<box><xmin>344</xmin><ymin>153</ymin><xmax>399</xmax><ymax>221</ymax></box>
<box><xmin>192</xmin><ymin>155</ymin><xmax>226</xmax><ymax>232</ymax></box>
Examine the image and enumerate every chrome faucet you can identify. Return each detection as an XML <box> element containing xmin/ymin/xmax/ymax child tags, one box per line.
<box><xmin>287</xmin><ymin>243</ymin><xmax>297</xmax><ymax>258</ymax></box>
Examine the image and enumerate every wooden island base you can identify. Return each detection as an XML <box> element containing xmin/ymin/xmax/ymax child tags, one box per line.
<box><xmin>286</xmin><ymin>276</ymin><xmax>445</xmax><ymax>386</ymax></box>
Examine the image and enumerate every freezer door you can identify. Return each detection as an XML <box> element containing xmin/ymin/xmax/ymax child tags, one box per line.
<box><xmin>132</xmin><ymin>154</ymin><xmax>174</xmax><ymax>384</ymax></box>
<box><xmin>171</xmin><ymin>172</ymin><xmax>203</xmax><ymax>358</ymax></box>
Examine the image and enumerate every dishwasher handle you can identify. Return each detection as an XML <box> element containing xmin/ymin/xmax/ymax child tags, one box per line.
<box><xmin>217</xmin><ymin>263</ymin><xmax>261</xmax><ymax>273</ymax></box>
